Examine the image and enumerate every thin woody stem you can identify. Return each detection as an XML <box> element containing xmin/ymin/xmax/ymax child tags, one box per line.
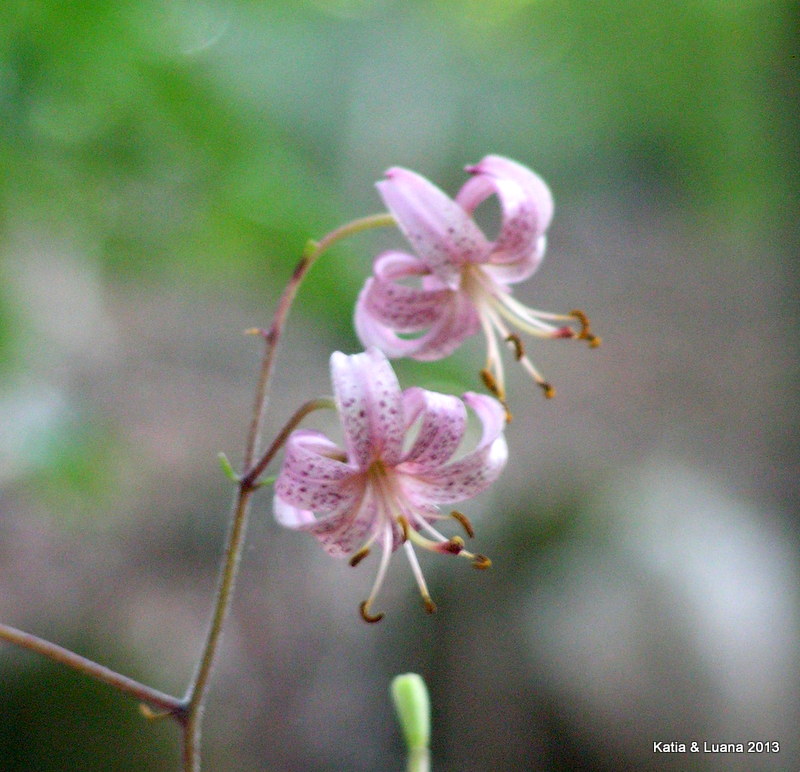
<box><xmin>182</xmin><ymin>398</ymin><xmax>333</xmax><ymax>734</ymax></box>
<box><xmin>242</xmin><ymin>398</ymin><xmax>335</xmax><ymax>488</ymax></box>
<box><xmin>181</xmin><ymin>212</ymin><xmax>394</xmax><ymax>770</ymax></box>
<box><xmin>243</xmin><ymin>213</ymin><xmax>395</xmax><ymax>469</ymax></box>
<box><xmin>0</xmin><ymin>622</ymin><xmax>183</xmax><ymax>717</ymax></box>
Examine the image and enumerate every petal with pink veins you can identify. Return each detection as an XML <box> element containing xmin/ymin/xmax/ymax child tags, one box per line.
<box><xmin>400</xmin><ymin>387</ymin><xmax>467</xmax><ymax>469</ymax></box>
<box><xmin>457</xmin><ymin>155</ymin><xmax>553</xmax><ymax>269</ymax></box>
<box><xmin>331</xmin><ymin>349</ymin><xmax>405</xmax><ymax>468</ymax></box>
<box><xmin>377</xmin><ymin>167</ymin><xmax>489</xmax><ymax>288</ymax></box>
<box><xmin>359</xmin><ymin>251</ymin><xmax>454</xmax><ymax>332</ymax></box>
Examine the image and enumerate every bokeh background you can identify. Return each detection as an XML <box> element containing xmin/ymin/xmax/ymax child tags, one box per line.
<box><xmin>1</xmin><ymin>1</ymin><xmax>797</xmax><ymax>770</ymax></box>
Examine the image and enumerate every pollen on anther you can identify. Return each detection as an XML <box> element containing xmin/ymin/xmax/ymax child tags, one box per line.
<box><xmin>480</xmin><ymin>368</ymin><xmax>504</xmax><ymax>400</ymax></box>
<box><xmin>397</xmin><ymin>515</ymin><xmax>410</xmax><ymax>542</ymax></box>
<box><xmin>349</xmin><ymin>547</ymin><xmax>370</xmax><ymax>567</ymax></box>
<box><xmin>359</xmin><ymin>600</ymin><xmax>384</xmax><ymax>624</ymax></box>
<box><xmin>570</xmin><ymin>309</ymin><xmax>600</xmax><ymax>347</ymax></box>
<box><xmin>539</xmin><ymin>381</ymin><xmax>555</xmax><ymax>399</ymax></box>
<box><xmin>472</xmin><ymin>554</ymin><xmax>492</xmax><ymax>570</ymax></box>
<box><xmin>451</xmin><ymin>510</ymin><xmax>475</xmax><ymax>538</ymax></box>
<box><xmin>505</xmin><ymin>333</ymin><xmax>525</xmax><ymax>361</ymax></box>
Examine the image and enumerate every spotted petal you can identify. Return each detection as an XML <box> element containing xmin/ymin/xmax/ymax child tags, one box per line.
<box><xmin>401</xmin><ymin>392</ymin><xmax>508</xmax><ymax>504</ymax></box>
<box><xmin>377</xmin><ymin>167</ymin><xmax>489</xmax><ymax>289</ymax></box>
<box><xmin>330</xmin><ymin>348</ymin><xmax>405</xmax><ymax>468</ymax></box>
<box><xmin>274</xmin><ymin>487</ymin><xmax>378</xmax><ymax>557</ymax></box>
<box><xmin>274</xmin><ymin>430</ymin><xmax>359</xmax><ymax>512</ymax></box>
<box><xmin>399</xmin><ymin>387</ymin><xmax>467</xmax><ymax>470</ymax></box>
<box><xmin>355</xmin><ymin>281</ymin><xmax>480</xmax><ymax>362</ymax></box>
<box><xmin>457</xmin><ymin>155</ymin><xmax>553</xmax><ymax>272</ymax></box>
<box><xmin>358</xmin><ymin>252</ymin><xmax>453</xmax><ymax>332</ymax></box>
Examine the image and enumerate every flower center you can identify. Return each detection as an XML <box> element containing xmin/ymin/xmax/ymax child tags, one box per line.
<box><xmin>352</xmin><ymin>458</ymin><xmax>491</xmax><ymax>623</ymax></box>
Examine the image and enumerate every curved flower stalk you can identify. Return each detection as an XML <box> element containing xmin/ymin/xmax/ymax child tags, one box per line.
<box><xmin>273</xmin><ymin>348</ymin><xmax>507</xmax><ymax>622</ymax></box>
<box><xmin>355</xmin><ymin>155</ymin><xmax>599</xmax><ymax>409</ymax></box>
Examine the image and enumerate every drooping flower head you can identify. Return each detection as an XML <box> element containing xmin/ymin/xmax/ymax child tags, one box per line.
<box><xmin>355</xmin><ymin>155</ymin><xmax>599</xmax><ymax>412</ymax></box>
<box><xmin>273</xmin><ymin>348</ymin><xmax>507</xmax><ymax>622</ymax></box>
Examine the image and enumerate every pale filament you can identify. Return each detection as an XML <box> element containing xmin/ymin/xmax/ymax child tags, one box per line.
<box><xmin>402</xmin><ymin>541</ymin><xmax>436</xmax><ymax>613</ymax></box>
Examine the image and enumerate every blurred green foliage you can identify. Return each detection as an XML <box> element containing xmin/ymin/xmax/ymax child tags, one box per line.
<box><xmin>1</xmin><ymin>0</ymin><xmax>790</xmax><ymax>284</ymax></box>
<box><xmin>1</xmin><ymin>645</ymin><xmax>175</xmax><ymax>770</ymax></box>
<box><xmin>1</xmin><ymin>0</ymin><xmax>791</xmax><ymax>381</ymax></box>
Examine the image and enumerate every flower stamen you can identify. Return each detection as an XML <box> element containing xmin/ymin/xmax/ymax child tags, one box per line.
<box><xmin>359</xmin><ymin>600</ymin><xmax>384</xmax><ymax>624</ymax></box>
<box><xmin>480</xmin><ymin>368</ymin><xmax>504</xmax><ymax>401</ymax></box>
<box><xmin>450</xmin><ymin>510</ymin><xmax>475</xmax><ymax>538</ymax></box>
<box><xmin>570</xmin><ymin>309</ymin><xmax>601</xmax><ymax>347</ymax></box>
<box><xmin>349</xmin><ymin>546</ymin><xmax>371</xmax><ymax>567</ymax></box>
<box><xmin>358</xmin><ymin>521</ymin><xmax>395</xmax><ymax>623</ymax></box>
<box><xmin>403</xmin><ymin>542</ymin><xmax>437</xmax><ymax>614</ymax></box>
<box><xmin>505</xmin><ymin>333</ymin><xmax>525</xmax><ymax>361</ymax></box>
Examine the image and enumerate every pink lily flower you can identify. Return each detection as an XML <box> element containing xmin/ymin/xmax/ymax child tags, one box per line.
<box><xmin>355</xmin><ymin>155</ymin><xmax>598</xmax><ymax>408</ymax></box>
<box><xmin>273</xmin><ymin>348</ymin><xmax>507</xmax><ymax>622</ymax></box>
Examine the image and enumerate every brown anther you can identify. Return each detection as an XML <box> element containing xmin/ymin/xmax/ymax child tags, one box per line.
<box><xmin>424</xmin><ymin>597</ymin><xmax>438</xmax><ymax>614</ymax></box>
<box><xmin>570</xmin><ymin>309</ymin><xmax>600</xmax><ymax>347</ymax></box>
<box><xmin>397</xmin><ymin>515</ymin><xmax>410</xmax><ymax>542</ymax></box>
<box><xmin>472</xmin><ymin>554</ymin><xmax>492</xmax><ymax>570</ymax></box>
<box><xmin>480</xmin><ymin>368</ymin><xmax>505</xmax><ymax>400</ymax></box>
<box><xmin>569</xmin><ymin>308</ymin><xmax>590</xmax><ymax>332</ymax></box>
<box><xmin>451</xmin><ymin>510</ymin><xmax>475</xmax><ymax>538</ymax></box>
<box><xmin>504</xmin><ymin>333</ymin><xmax>525</xmax><ymax>361</ymax></box>
<box><xmin>359</xmin><ymin>600</ymin><xmax>384</xmax><ymax>624</ymax></box>
<box><xmin>504</xmin><ymin>405</ymin><xmax>513</xmax><ymax>423</ymax></box>
<box><xmin>539</xmin><ymin>381</ymin><xmax>555</xmax><ymax>399</ymax></box>
<box><xmin>349</xmin><ymin>547</ymin><xmax>370</xmax><ymax>567</ymax></box>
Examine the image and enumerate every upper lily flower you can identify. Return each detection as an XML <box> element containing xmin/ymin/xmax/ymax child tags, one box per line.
<box><xmin>355</xmin><ymin>155</ymin><xmax>599</xmax><ymax>410</ymax></box>
<box><xmin>273</xmin><ymin>348</ymin><xmax>507</xmax><ymax>622</ymax></box>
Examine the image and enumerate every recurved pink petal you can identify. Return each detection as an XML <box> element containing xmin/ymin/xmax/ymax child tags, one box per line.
<box><xmin>377</xmin><ymin>167</ymin><xmax>489</xmax><ymax>288</ymax></box>
<box><xmin>481</xmin><ymin>235</ymin><xmax>548</xmax><ymax>286</ymax></box>
<box><xmin>456</xmin><ymin>155</ymin><xmax>553</xmax><ymax>268</ymax></box>
<box><xmin>401</xmin><ymin>392</ymin><xmax>508</xmax><ymax>504</ymax></box>
<box><xmin>399</xmin><ymin>387</ymin><xmax>466</xmax><ymax>469</ymax></box>
<box><xmin>330</xmin><ymin>348</ymin><xmax>405</xmax><ymax>468</ymax></box>
<box><xmin>359</xmin><ymin>251</ymin><xmax>454</xmax><ymax>332</ymax></box>
<box><xmin>355</xmin><ymin>284</ymin><xmax>480</xmax><ymax>362</ymax></box>
<box><xmin>273</xmin><ymin>488</ymin><xmax>379</xmax><ymax>557</ymax></box>
<box><xmin>274</xmin><ymin>430</ymin><xmax>360</xmax><ymax>512</ymax></box>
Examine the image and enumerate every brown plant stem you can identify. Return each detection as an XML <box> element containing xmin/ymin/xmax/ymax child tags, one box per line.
<box><xmin>0</xmin><ymin>622</ymin><xmax>184</xmax><ymax>716</ymax></box>
<box><xmin>243</xmin><ymin>213</ymin><xmax>395</xmax><ymax>468</ymax></box>
<box><xmin>180</xmin><ymin>212</ymin><xmax>394</xmax><ymax>770</ymax></box>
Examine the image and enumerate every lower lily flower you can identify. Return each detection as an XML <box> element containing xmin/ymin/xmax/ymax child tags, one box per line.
<box><xmin>355</xmin><ymin>155</ymin><xmax>599</xmax><ymax>410</ymax></box>
<box><xmin>273</xmin><ymin>348</ymin><xmax>507</xmax><ymax>622</ymax></box>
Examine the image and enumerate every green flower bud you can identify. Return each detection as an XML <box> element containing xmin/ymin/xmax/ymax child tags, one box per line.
<box><xmin>391</xmin><ymin>673</ymin><xmax>430</xmax><ymax>752</ymax></box>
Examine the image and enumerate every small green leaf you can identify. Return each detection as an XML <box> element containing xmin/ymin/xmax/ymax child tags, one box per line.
<box><xmin>217</xmin><ymin>452</ymin><xmax>239</xmax><ymax>482</ymax></box>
